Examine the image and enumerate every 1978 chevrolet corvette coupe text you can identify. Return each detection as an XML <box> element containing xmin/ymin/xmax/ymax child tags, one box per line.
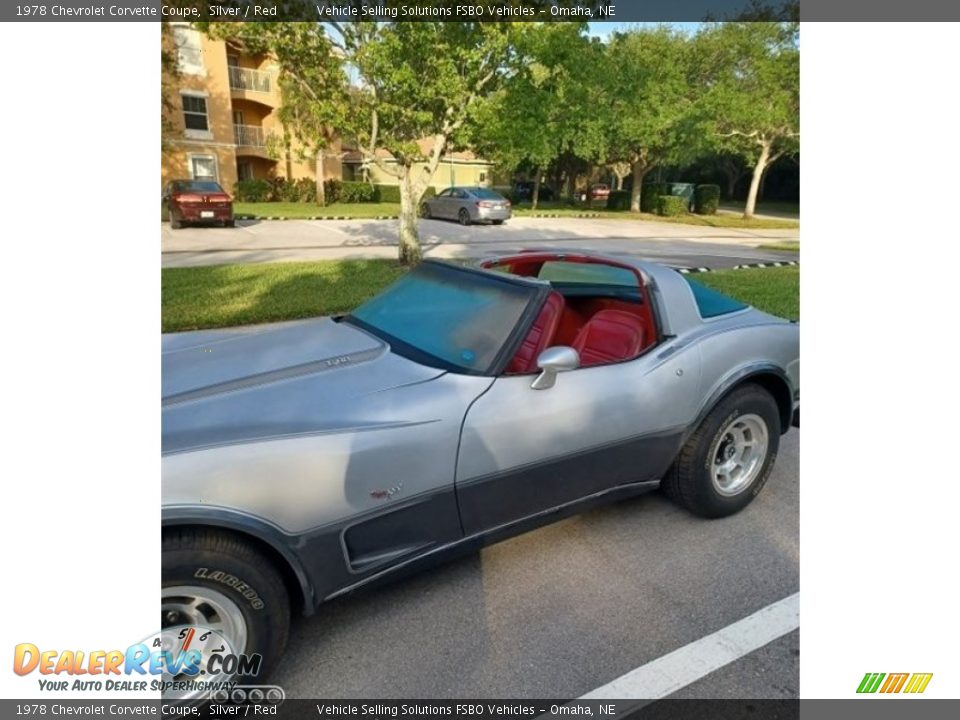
<box><xmin>161</xmin><ymin>252</ymin><xmax>799</xmax><ymax>679</ymax></box>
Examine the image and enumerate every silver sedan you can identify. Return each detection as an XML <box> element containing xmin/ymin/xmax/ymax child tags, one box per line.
<box><xmin>421</xmin><ymin>186</ymin><xmax>512</xmax><ymax>225</ymax></box>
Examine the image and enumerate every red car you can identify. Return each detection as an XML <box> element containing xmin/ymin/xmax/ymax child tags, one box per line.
<box><xmin>164</xmin><ymin>180</ymin><xmax>234</xmax><ymax>229</ymax></box>
<box><xmin>589</xmin><ymin>183</ymin><xmax>611</xmax><ymax>201</ymax></box>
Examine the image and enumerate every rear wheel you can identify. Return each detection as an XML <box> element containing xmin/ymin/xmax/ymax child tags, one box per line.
<box><xmin>492</xmin><ymin>219</ymin><xmax>504</xmax><ymax>225</ymax></box>
<box><xmin>661</xmin><ymin>383</ymin><xmax>780</xmax><ymax>518</ymax></box>
<box><xmin>421</xmin><ymin>203</ymin><xmax>431</xmax><ymax>219</ymax></box>
<box><xmin>224</xmin><ymin>219</ymin><xmax>235</xmax><ymax>228</ymax></box>
<box><xmin>162</xmin><ymin>528</ymin><xmax>290</xmax><ymax>683</ymax></box>
<box><xmin>458</xmin><ymin>208</ymin><xmax>471</xmax><ymax>226</ymax></box>
<box><xmin>169</xmin><ymin>211</ymin><xmax>182</xmax><ymax>230</ymax></box>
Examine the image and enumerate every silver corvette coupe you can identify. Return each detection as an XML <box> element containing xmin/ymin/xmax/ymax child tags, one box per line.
<box><xmin>162</xmin><ymin>252</ymin><xmax>799</xmax><ymax>680</ymax></box>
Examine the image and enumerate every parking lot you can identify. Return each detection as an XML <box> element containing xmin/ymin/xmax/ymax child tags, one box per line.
<box><xmin>271</xmin><ymin>431</ymin><xmax>799</xmax><ymax>699</ymax></box>
<box><xmin>161</xmin><ymin>216</ymin><xmax>799</xmax><ymax>268</ymax></box>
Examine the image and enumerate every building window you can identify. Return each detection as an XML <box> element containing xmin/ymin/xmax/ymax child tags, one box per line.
<box><xmin>190</xmin><ymin>155</ymin><xmax>218</xmax><ymax>181</ymax></box>
<box><xmin>479</xmin><ymin>172</ymin><xmax>487</xmax><ymax>183</ymax></box>
<box><xmin>181</xmin><ymin>94</ymin><xmax>209</xmax><ymax>132</ymax></box>
<box><xmin>173</xmin><ymin>26</ymin><xmax>204</xmax><ymax>75</ymax></box>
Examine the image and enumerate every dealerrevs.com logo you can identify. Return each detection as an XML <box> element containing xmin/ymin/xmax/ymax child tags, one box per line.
<box><xmin>857</xmin><ymin>672</ymin><xmax>933</xmax><ymax>694</ymax></box>
<box><xmin>13</xmin><ymin>626</ymin><xmax>262</xmax><ymax>701</ymax></box>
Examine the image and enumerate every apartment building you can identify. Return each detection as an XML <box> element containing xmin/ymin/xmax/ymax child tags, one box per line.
<box><xmin>161</xmin><ymin>25</ymin><xmax>341</xmax><ymax>192</ymax></box>
<box><xmin>161</xmin><ymin>25</ymin><xmax>494</xmax><ymax>195</ymax></box>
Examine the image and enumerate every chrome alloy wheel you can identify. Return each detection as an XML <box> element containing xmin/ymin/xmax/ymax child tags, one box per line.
<box><xmin>711</xmin><ymin>413</ymin><xmax>769</xmax><ymax>496</ymax></box>
<box><xmin>161</xmin><ymin>585</ymin><xmax>248</xmax><ymax>657</ymax></box>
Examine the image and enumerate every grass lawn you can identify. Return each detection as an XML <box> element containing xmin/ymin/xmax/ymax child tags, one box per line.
<box><xmin>694</xmin><ymin>266</ymin><xmax>799</xmax><ymax>320</ymax></box>
<box><xmin>229</xmin><ymin>200</ymin><xmax>797</xmax><ymax>229</ymax></box>
<box><xmin>512</xmin><ymin>202</ymin><xmax>798</xmax><ymax>228</ymax></box>
<box><xmin>757</xmin><ymin>241</ymin><xmax>800</xmax><ymax>252</ymax></box>
<box><xmin>234</xmin><ymin>202</ymin><xmax>400</xmax><ymax>219</ymax></box>
<box><xmin>162</xmin><ymin>260</ymin><xmax>407</xmax><ymax>333</ymax></box>
<box><xmin>162</xmin><ymin>260</ymin><xmax>799</xmax><ymax>333</ymax></box>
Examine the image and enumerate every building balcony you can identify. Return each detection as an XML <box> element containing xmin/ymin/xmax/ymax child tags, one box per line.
<box><xmin>229</xmin><ymin>66</ymin><xmax>272</xmax><ymax>93</ymax></box>
<box><xmin>234</xmin><ymin>124</ymin><xmax>276</xmax><ymax>159</ymax></box>
<box><xmin>228</xmin><ymin>66</ymin><xmax>278</xmax><ymax>107</ymax></box>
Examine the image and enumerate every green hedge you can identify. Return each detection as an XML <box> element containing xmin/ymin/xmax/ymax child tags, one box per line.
<box><xmin>657</xmin><ymin>194</ymin><xmax>689</xmax><ymax>217</ymax></box>
<box><xmin>694</xmin><ymin>184</ymin><xmax>721</xmax><ymax>215</ymax></box>
<box><xmin>373</xmin><ymin>184</ymin><xmax>400</xmax><ymax>203</ymax></box>
<box><xmin>640</xmin><ymin>182</ymin><xmax>669</xmax><ymax>213</ymax></box>
<box><xmin>606</xmin><ymin>190</ymin><xmax>631</xmax><ymax>211</ymax></box>
<box><xmin>234</xmin><ymin>179</ymin><xmax>272</xmax><ymax>203</ymax></box>
<box><xmin>338</xmin><ymin>181</ymin><xmax>376</xmax><ymax>203</ymax></box>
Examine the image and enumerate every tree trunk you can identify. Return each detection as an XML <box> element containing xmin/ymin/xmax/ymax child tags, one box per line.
<box><xmin>629</xmin><ymin>160</ymin><xmax>651</xmax><ymax>213</ymax></box>
<box><xmin>532</xmin><ymin>169</ymin><xmax>541</xmax><ymax>211</ymax></box>
<box><xmin>565</xmin><ymin>173</ymin><xmax>576</xmax><ymax>203</ymax></box>
<box><xmin>744</xmin><ymin>142</ymin><xmax>771</xmax><ymax>219</ymax></box>
<box><xmin>615</xmin><ymin>173</ymin><xmax>624</xmax><ymax>191</ymax></box>
<box><xmin>316</xmin><ymin>151</ymin><xmax>326</xmax><ymax>206</ymax></box>
<box><xmin>723</xmin><ymin>169</ymin><xmax>737</xmax><ymax>200</ymax></box>
<box><xmin>398</xmin><ymin>166</ymin><xmax>423</xmax><ymax>265</ymax></box>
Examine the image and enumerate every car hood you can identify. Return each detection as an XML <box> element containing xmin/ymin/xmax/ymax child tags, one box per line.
<box><xmin>161</xmin><ymin>317</ymin><xmax>446</xmax><ymax>454</ymax></box>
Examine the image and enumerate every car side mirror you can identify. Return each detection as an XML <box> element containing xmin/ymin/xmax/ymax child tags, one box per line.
<box><xmin>530</xmin><ymin>346</ymin><xmax>580</xmax><ymax>390</ymax></box>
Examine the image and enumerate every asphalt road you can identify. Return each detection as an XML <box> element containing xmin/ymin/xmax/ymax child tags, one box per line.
<box><xmin>271</xmin><ymin>431</ymin><xmax>799</xmax><ymax>699</ymax></box>
<box><xmin>160</xmin><ymin>216</ymin><xmax>799</xmax><ymax>269</ymax></box>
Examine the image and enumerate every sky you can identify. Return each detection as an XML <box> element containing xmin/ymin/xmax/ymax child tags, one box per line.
<box><xmin>587</xmin><ymin>22</ymin><xmax>703</xmax><ymax>40</ymax></box>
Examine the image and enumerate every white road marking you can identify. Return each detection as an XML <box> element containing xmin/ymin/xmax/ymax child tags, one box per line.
<box><xmin>580</xmin><ymin>592</ymin><xmax>799</xmax><ymax>700</ymax></box>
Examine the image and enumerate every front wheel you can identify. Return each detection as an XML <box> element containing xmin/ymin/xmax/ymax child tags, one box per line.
<box><xmin>162</xmin><ymin>528</ymin><xmax>290</xmax><ymax>683</ymax></box>
<box><xmin>661</xmin><ymin>383</ymin><xmax>780</xmax><ymax>518</ymax></box>
<box><xmin>458</xmin><ymin>208</ymin><xmax>471</xmax><ymax>226</ymax></box>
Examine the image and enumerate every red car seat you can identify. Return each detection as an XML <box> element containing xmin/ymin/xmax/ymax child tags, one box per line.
<box><xmin>571</xmin><ymin>309</ymin><xmax>646</xmax><ymax>367</ymax></box>
<box><xmin>506</xmin><ymin>291</ymin><xmax>565</xmax><ymax>374</ymax></box>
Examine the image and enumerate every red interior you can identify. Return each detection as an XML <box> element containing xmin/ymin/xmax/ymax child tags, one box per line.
<box><xmin>506</xmin><ymin>291</ymin><xmax>566</xmax><ymax>374</ymax></box>
<box><xmin>494</xmin><ymin>253</ymin><xmax>659</xmax><ymax>374</ymax></box>
<box><xmin>571</xmin><ymin>309</ymin><xmax>647</xmax><ymax>367</ymax></box>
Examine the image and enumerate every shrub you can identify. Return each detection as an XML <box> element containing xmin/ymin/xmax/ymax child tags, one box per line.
<box><xmin>640</xmin><ymin>182</ymin><xmax>668</xmax><ymax>213</ymax></box>
<box><xmin>339</xmin><ymin>181</ymin><xmax>377</xmax><ymax>203</ymax></box>
<box><xmin>233</xmin><ymin>179</ymin><xmax>271</xmax><ymax>203</ymax></box>
<box><xmin>373</xmin><ymin>184</ymin><xmax>400</xmax><ymax>203</ymax></box>
<box><xmin>323</xmin><ymin>179</ymin><xmax>342</xmax><ymax>204</ymax></box>
<box><xmin>606</xmin><ymin>190</ymin><xmax>631</xmax><ymax>211</ymax></box>
<box><xmin>657</xmin><ymin>194</ymin><xmax>689</xmax><ymax>217</ymax></box>
<box><xmin>694</xmin><ymin>184</ymin><xmax>721</xmax><ymax>215</ymax></box>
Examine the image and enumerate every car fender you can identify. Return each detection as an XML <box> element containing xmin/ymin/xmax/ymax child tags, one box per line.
<box><xmin>162</xmin><ymin>506</ymin><xmax>317</xmax><ymax>615</ymax></box>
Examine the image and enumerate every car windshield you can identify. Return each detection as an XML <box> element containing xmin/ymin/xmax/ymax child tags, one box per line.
<box><xmin>347</xmin><ymin>262</ymin><xmax>539</xmax><ymax>374</ymax></box>
<box><xmin>470</xmin><ymin>188</ymin><xmax>505</xmax><ymax>200</ymax></box>
<box><xmin>174</xmin><ymin>181</ymin><xmax>223</xmax><ymax>193</ymax></box>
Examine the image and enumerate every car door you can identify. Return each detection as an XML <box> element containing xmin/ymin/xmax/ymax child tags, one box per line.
<box><xmin>455</xmin><ymin>342</ymin><xmax>702</xmax><ymax>535</ymax></box>
<box><xmin>432</xmin><ymin>188</ymin><xmax>454</xmax><ymax>218</ymax></box>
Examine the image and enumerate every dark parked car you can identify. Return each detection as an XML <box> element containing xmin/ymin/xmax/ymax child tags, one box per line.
<box><xmin>589</xmin><ymin>183</ymin><xmax>611</xmax><ymax>201</ymax></box>
<box><xmin>512</xmin><ymin>181</ymin><xmax>555</xmax><ymax>202</ymax></box>
<box><xmin>164</xmin><ymin>180</ymin><xmax>234</xmax><ymax>229</ymax></box>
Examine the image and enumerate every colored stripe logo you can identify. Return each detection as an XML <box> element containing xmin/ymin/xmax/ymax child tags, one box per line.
<box><xmin>857</xmin><ymin>672</ymin><xmax>933</xmax><ymax>694</ymax></box>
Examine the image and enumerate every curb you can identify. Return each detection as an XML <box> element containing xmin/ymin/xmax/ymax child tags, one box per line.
<box><xmin>525</xmin><ymin>212</ymin><xmax>602</xmax><ymax>218</ymax></box>
<box><xmin>235</xmin><ymin>215</ymin><xmax>399</xmax><ymax>221</ymax></box>
<box><xmin>677</xmin><ymin>260</ymin><xmax>798</xmax><ymax>274</ymax></box>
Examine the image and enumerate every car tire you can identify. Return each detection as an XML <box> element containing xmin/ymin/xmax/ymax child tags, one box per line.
<box><xmin>661</xmin><ymin>383</ymin><xmax>780</xmax><ymax>518</ymax></box>
<box><xmin>421</xmin><ymin>203</ymin><xmax>431</xmax><ymax>219</ymax></box>
<box><xmin>162</xmin><ymin>528</ymin><xmax>290</xmax><ymax>683</ymax></box>
<box><xmin>224</xmin><ymin>219</ymin><xmax>236</xmax><ymax>228</ymax></box>
<box><xmin>492</xmin><ymin>220</ymin><xmax>504</xmax><ymax>225</ymax></box>
<box><xmin>458</xmin><ymin>209</ymin><xmax>471</xmax><ymax>226</ymax></box>
<box><xmin>169</xmin><ymin>213</ymin><xmax>182</xmax><ymax>230</ymax></box>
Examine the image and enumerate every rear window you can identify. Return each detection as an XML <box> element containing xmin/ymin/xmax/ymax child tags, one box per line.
<box><xmin>174</xmin><ymin>181</ymin><xmax>223</xmax><ymax>193</ymax></box>
<box><xmin>539</xmin><ymin>261</ymin><xmax>639</xmax><ymax>287</ymax></box>
<box><xmin>683</xmin><ymin>277</ymin><xmax>749</xmax><ymax>318</ymax></box>
<box><xmin>470</xmin><ymin>188</ymin><xmax>506</xmax><ymax>200</ymax></box>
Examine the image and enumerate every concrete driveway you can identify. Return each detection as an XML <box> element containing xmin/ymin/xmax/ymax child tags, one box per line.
<box><xmin>271</xmin><ymin>431</ymin><xmax>799</xmax><ymax>699</ymax></box>
<box><xmin>161</xmin><ymin>216</ymin><xmax>799</xmax><ymax>268</ymax></box>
